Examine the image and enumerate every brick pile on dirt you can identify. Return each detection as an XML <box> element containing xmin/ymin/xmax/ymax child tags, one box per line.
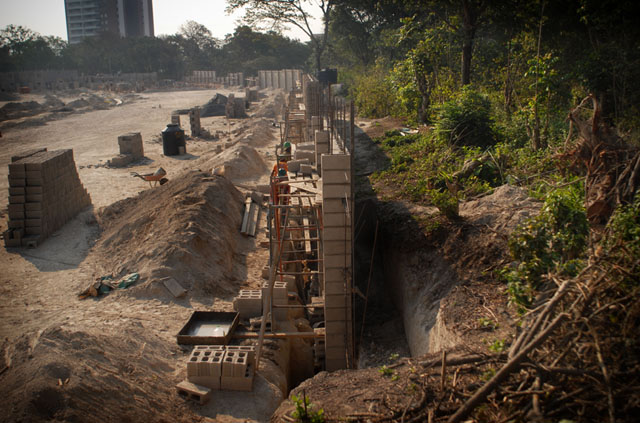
<box><xmin>94</xmin><ymin>170</ymin><xmax>245</xmax><ymax>299</ymax></box>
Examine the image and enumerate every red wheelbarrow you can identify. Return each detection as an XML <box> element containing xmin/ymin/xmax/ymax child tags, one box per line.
<box><xmin>131</xmin><ymin>167</ymin><xmax>168</xmax><ymax>187</ymax></box>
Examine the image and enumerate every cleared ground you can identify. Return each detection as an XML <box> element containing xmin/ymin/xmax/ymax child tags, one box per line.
<box><xmin>0</xmin><ymin>88</ymin><xmax>282</xmax><ymax>422</ymax></box>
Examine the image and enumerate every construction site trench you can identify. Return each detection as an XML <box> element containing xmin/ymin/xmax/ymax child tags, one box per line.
<box><xmin>0</xmin><ymin>77</ymin><xmax>536</xmax><ymax>422</ymax></box>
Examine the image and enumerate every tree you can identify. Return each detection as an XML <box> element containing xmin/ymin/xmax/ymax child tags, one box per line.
<box><xmin>226</xmin><ymin>0</ymin><xmax>333</xmax><ymax>72</ymax></box>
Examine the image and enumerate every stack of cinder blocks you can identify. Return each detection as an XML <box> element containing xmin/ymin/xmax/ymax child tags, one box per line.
<box><xmin>244</xmin><ymin>87</ymin><xmax>259</xmax><ymax>102</ymax></box>
<box><xmin>185</xmin><ymin>345</ymin><xmax>255</xmax><ymax>392</ymax></box>
<box><xmin>321</xmin><ymin>153</ymin><xmax>353</xmax><ymax>371</ymax></box>
<box><xmin>110</xmin><ymin>132</ymin><xmax>144</xmax><ymax>167</ymax></box>
<box><xmin>189</xmin><ymin>107</ymin><xmax>201</xmax><ymax>137</ymax></box>
<box><xmin>5</xmin><ymin>148</ymin><xmax>91</xmax><ymax>248</ymax></box>
<box><xmin>262</xmin><ymin>281</ymin><xmax>288</xmax><ymax>320</ymax></box>
<box><xmin>233</xmin><ymin>289</ymin><xmax>262</xmax><ymax>319</ymax></box>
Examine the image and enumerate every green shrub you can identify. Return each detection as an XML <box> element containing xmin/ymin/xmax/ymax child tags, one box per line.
<box><xmin>352</xmin><ymin>63</ymin><xmax>397</xmax><ymax>118</ymax></box>
<box><xmin>435</xmin><ymin>86</ymin><xmax>497</xmax><ymax>148</ymax></box>
<box><xmin>503</xmin><ymin>187</ymin><xmax>588</xmax><ymax>308</ymax></box>
<box><xmin>428</xmin><ymin>188</ymin><xmax>459</xmax><ymax>219</ymax></box>
<box><xmin>604</xmin><ymin>196</ymin><xmax>640</xmax><ymax>287</ymax></box>
<box><xmin>291</xmin><ymin>393</ymin><xmax>325</xmax><ymax>423</ymax></box>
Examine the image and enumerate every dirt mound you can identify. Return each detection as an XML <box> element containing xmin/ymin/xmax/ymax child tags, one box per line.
<box><xmin>94</xmin><ymin>171</ymin><xmax>245</xmax><ymax>299</ymax></box>
<box><xmin>0</xmin><ymin>100</ymin><xmax>43</xmax><ymax>121</ymax></box>
<box><xmin>203</xmin><ymin>144</ymin><xmax>267</xmax><ymax>182</ymax></box>
<box><xmin>43</xmin><ymin>94</ymin><xmax>64</xmax><ymax>108</ymax></box>
<box><xmin>200</xmin><ymin>93</ymin><xmax>228</xmax><ymax>117</ymax></box>
<box><xmin>0</xmin><ymin>325</ymin><xmax>191</xmax><ymax>423</ymax></box>
<box><xmin>253</xmin><ymin>92</ymin><xmax>284</xmax><ymax>119</ymax></box>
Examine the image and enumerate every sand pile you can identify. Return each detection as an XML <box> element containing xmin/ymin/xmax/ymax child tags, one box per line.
<box><xmin>94</xmin><ymin>170</ymin><xmax>245</xmax><ymax>299</ymax></box>
<box><xmin>203</xmin><ymin>144</ymin><xmax>267</xmax><ymax>181</ymax></box>
<box><xmin>0</xmin><ymin>325</ymin><xmax>190</xmax><ymax>423</ymax></box>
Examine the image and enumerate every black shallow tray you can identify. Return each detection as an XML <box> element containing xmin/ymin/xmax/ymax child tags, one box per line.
<box><xmin>176</xmin><ymin>311</ymin><xmax>239</xmax><ymax>345</ymax></box>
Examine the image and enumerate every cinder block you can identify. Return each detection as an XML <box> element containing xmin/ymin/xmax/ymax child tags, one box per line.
<box><xmin>26</xmin><ymin>178</ymin><xmax>43</xmax><ymax>187</ymax></box>
<box><xmin>325</xmin><ymin>307</ymin><xmax>348</xmax><ymax>322</ymax></box>
<box><xmin>222</xmin><ymin>352</ymin><xmax>235</xmax><ymax>377</ymax></box>
<box><xmin>9</xmin><ymin>196</ymin><xmax>25</xmax><ymax>204</ymax></box>
<box><xmin>299</xmin><ymin>164</ymin><xmax>313</xmax><ymax>176</ymax></box>
<box><xmin>325</xmin><ymin>358</ymin><xmax>347</xmax><ymax>372</ymax></box>
<box><xmin>9</xmin><ymin>178</ymin><xmax>26</xmax><ymax>187</ymax></box>
<box><xmin>321</xmin><ymin>154</ymin><xmax>351</xmax><ymax>171</ymax></box>
<box><xmin>25</xmin><ymin>219</ymin><xmax>41</xmax><ymax>228</ymax></box>
<box><xmin>323</xmin><ymin>212</ymin><xmax>348</xmax><ymax>228</ymax></box>
<box><xmin>296</xmin><ymin>143</ymin><xmax>315</xmax><ymax>151</ymax></box>
<box><xmin>226</xmin><ymin>346</ymin><xmax>256</xmax><ymax>365</ymax></box>
<box><xmin>325</xmin><ymin>294</ymin><xmax>349</xmax><ymax>309</ymax></box>
<box><xmin>315</xmin><ymin>130</ymin><xmax>329</xmax><ymax>144</ymax></box>
<box><xmin>324</xmin><ymin>321</ymin><xmax>348</xmax><ymax>337</ymax></box>
<box><xmin>25</xmin><ymin>171</ymin><xmax>41</xmax><ymax>179</ymax></box>
<box><xmin>324</xmin><ymin>254</ymin><xmax>352</xmax><ymax>269</ymax></box>
<box><xmin>26</xmin><ymin>186</ymin><xmax>42</xmax><ymax>194</ymax></box>
<box><xmin>322</xmin><ymin>184</ymin><xmax>351</xmax><ymax>199</ymax></box>
<box><xmin>176</xmin><ymin>380</ymin><xmax>211</xmax><ymax>405</ymax></box>
<box><xmin>9</xmin><ymin>187</ymin><xmax>25</xmax><ymax>196</ymax></box>
<box><xmin>25</xmin><ymin>226</ymin><xmax>42</xmax><ymax>235</ymax></box>
<box><xmin>8</xmin><ymin>220</ymin><xmax>25</xmax><ymax>229</ymax></box>
<box><xmin>323</xmin><ymin>198</ymin><xmax>346</xmax><ymax>214</ymax></box>
<box><xmin>324</xmin><ymin>280</ymin><xmax>347</xmax><ymax>295</ymax></box>
<box><xmin>220</xmin><ymin>364</ymin><xmax>253</xmax><ymax>391</ymax></box>
<box><xmin>8</xmin><ymin>204</ymin><xmax>24</xmax><ymax>214</ymax></box>
<box><xmin>323</xmin><ymin>170</ymin><xmax>350</xmax><ymax>184</ymax></box>
<box><xmin>295</xmin><ymin>150</ymin><xmax>316</xmax><ymax>164</ymax></box>
<box><xmin>287</xmin><ymin>159</ymin><xmax>310</xmax><ymax>173</ymax></box>
<box><xmin>25</xmin><ymin>210</ymin><xmax>42</xmax><ymax>219</ymax></box>
<box><xmin>323</xmin><ymin>227</ymin><xmax>352</xmax><ymax>242</ymax></box>
<box><xmin>8</xmin><ymin>162</ymin><xmax>26</xmax><ymax>175</ymax></box>
<box><xmin>233</xmin><ymin>356</ymin><xmax>248</xmax><ymax>377</ymax></box>
<box><xmin>24</xmin><ymin>203</ymin><xmax>41</xmax><ymax>211</ymax></box>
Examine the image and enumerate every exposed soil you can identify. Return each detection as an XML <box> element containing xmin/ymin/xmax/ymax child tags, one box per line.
<box><xmin>0</xmin><ymin>88</ymin><xmax>283</xmax><ymax>422</ymax></box>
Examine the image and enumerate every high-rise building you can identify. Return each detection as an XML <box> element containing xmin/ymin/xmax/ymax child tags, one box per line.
<box><xmin>64</xmin><ymin>0</ymin><xmax>154</xmax><ymax>44</ymax></box>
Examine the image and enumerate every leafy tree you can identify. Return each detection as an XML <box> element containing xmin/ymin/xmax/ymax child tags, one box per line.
<box><xmin>226</xmin><ymin>0</ymin><xmax>332</xmax><ymax>72</ymax></box>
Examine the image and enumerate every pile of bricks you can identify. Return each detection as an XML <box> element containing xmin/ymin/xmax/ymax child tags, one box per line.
<box><xmin>5</xmin><ymin>148</ymin><xmax>91</xmax><ymax>248</ymax></box>
<box><xmin>109</xmin><ymin>132</ymin><xmax>144</xmax><ymax>167</ymax></box>
<box><xmin>189</xmin><ymin>107</ymin><xmax>201</xmax><ymax>137</ymax></box>
<box><xmin>178</xmin><ymin>345</ymin><xmax>256</xmax><ymax>403</ymax></box>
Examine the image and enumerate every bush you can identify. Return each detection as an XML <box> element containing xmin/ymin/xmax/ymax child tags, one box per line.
<box><xmin>503</xmin><ymin>187</ymin><xmax>588</xmax><ymax>308</ymax></box>
<box><xmin>435</xmin><ymin>86</ymin><xmax>497</xmax><ymax>148</ymax></box>
<box><xmin>604</xmin><ymin>196</ymin><xmax>640</xmax><ymax>287</ymax></box>
<box><xmin>352</xmin><ymin>63</ymin><xmax>397</xmax><ymax>118</ymax></box>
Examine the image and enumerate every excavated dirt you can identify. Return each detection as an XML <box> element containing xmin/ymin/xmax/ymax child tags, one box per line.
<box><xmin>95</xmin><ymin>171</ymin><xmax>245</xmax><ymax>299</ymax></box>
<box><xmin>0</xmin><ymin>88</ymin><xmax>284</xmax><ymax>422</ymax></box>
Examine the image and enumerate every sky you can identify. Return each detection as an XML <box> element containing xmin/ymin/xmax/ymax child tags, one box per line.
<box><xmin>0</xmin><ymin>0</ymin><xmax>322</xmax><ymax>42</ymax></box>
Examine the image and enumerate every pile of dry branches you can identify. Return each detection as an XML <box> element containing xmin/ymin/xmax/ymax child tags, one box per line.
<box><xmin>563</xmin><ymin>94</ymin><xmax>640</xmax><ymax>224</ymax></box>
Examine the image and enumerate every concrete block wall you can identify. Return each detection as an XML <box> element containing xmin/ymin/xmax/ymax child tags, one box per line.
<box><xmin>189</xmin><ymin>108</ymin><xmax>201</xmax><ymax>137</ymax></box>
<box><xmin>321</xmin><ymin>153</ymin><xmax>353</xmax><ymax>371</ymax></box>
<box><xmin>233</xmin><ymin>289</ymin><xmax>262</xmax><ymax>318</ymax></box>
<box><xmin>187</xmin><ymin>345</ymin><xmax>255</xmax><ymax>391</ymax></box>
<box><xmin>258</xmin><ymin>69</ymin><xmax>302</xmax><ymax>90</ymax></box>
<box><xmin>294</xmin><ymin>150</ymin><xmax>315</xmax><ymax>165</ymax></box>
<box><xmin>4</xmin><ymin>149</ymin><xmax>91</xmax><ymax>248</ymax></box>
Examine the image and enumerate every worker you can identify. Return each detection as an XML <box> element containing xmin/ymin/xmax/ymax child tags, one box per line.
<box><xmin>283</xmin><ymin>141</ymin><xmax>292</xmax><ymax>155</ymax></box>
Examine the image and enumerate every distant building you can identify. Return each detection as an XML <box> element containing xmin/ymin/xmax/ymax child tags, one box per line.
<box><xmin>64</xmin><ymin>0</ymin><xmax>154</xmax><ymax>44</ymax></box>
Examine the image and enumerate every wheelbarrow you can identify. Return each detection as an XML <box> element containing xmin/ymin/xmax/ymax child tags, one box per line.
<box><xmin>131</xmin><ymin>167</ymin><xmax>168</xmax><ymax>187</ymax></box>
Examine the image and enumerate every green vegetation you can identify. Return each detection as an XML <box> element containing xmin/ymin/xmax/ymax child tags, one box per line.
<box><xmin>503</xmin><ymin>187</ymin><xmax>589</xmax><ymax>308</ymax></box>
<box><xmin>291</xmin><ymin>393</ymin><xmax>325</xmax><ymax>423</ymax></box>
<box><xmin>0</xmin><ymin>23</ymin><xmax>310</xmax><ymax>79</ymax></box>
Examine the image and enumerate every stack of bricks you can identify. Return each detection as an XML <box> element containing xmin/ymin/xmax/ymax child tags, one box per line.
<box><xmin>320</xmin><ymin>153</ymin><xmax>353</xmax><ymax>371</ymax></box>
<box><xmin>110</xmin><ymin>132</ymin><xmax>144</xmax><ymax>167</ymax></box>
<box><xmin>233</xmin><ymin>289</ymin><xmax>262</xmax><ymax>319</ymax></box>
<box><xmin>186</xmin><ymin>345</ymin><xmax>255</xmax><ymax>392</ymax></box>
<box><xmin>262</xmin><ymin>281</ymin><xmax>288</xmax><ymax>320</ymax></box>
<box><xmin>189</xmin><ymin>107</ymin><xmax>201</xmax><ymax>137</ymax></box>
<box><xmin>5</xmin><ymin>149</ymin><xmax>91</xmax><ymax>248</ymax></box>
<box><xmin>315</xmin><ymin>130</ymin><xmax>330</xmax><ymax>175</ymax></box>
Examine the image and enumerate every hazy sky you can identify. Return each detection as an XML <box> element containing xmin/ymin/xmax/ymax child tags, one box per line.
<box><xmin>0</xmin><ymin>0</ymin><xmax>321</xmax><ymax>41</ymax></box>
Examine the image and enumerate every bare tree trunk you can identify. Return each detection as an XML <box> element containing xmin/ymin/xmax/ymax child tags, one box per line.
<box><xmin>461</xmin><ymin>0</ymin><xmax>479</xmax><ymax>86</ymax></box>
<box><xmin>415</xmin><ymin>70</ymin><xmax>432</xmax><ymax>124</ymax></box>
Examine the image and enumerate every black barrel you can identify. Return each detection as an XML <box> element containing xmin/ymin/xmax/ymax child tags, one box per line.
<box><xmin>162</xmin><ymin>123</ymin><xmax>185</xmax><ymax>156</ymax></box>
<box><xmin>317</xmin><ymin>68</ymin><xmax>338</xmax><ymax>85</ymax></box>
